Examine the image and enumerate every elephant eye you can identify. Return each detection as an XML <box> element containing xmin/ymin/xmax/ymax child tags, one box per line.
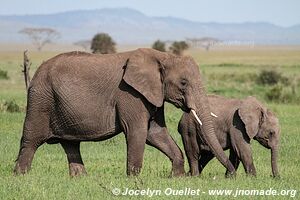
<box><xmin>180</xmin><ymin>79</ymin><xmax>188</xmax><ymax>87</ymax></box>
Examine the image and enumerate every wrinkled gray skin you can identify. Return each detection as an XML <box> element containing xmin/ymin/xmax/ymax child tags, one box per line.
<box><xmin>14</xmin><ymin>48</ymin><xmax>235</xmax><ymax>177</ymax></box>
<box><xmin>179</xmin><ymin>95</ymin><xmax>280</xmax><ymax>177</ymax></box>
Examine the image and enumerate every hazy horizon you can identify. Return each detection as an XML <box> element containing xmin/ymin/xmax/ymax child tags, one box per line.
<box><xmin>1</xmin><ymin>0</ymin><xmax>300</xmax><ymax>27</ymax></box>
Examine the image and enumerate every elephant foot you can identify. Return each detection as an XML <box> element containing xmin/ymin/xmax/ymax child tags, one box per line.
<box><xmin>189</xmin><ymin>171</ymin><xmax>200</xmax><ymax>177</ymax></box>
<box><xmin>170</xmin><ymin>167</ymin><xmax>185</xmax><ymax>177</ymax></box>
<box><xmin>170</xmin><ymin>160</ymin><xmax>185</xmax><ymax>177</ymax></box>
<box><xmin>13</xmin><ymin>163</ymin><xmax>30</xmax><ymax>175</ymax></box>
<box><xmin>245</xmin><ymin>166</ymin><xmax>256</xmax><ymax>177</ymax></box>
<box><xmin>69</xmin><ymin>163</ymin><xmax>87</xmax><ymax>177</ymax></box>
<box><xmin>272</xmin><ymin>174</ymin><xmax>281</xmax><ymax>179</ymax></box>
<box><xmin>127</xmin><ymin>166</ymin><xmax>141</xmax><ymax>176</ymax></box>
<box><xmin>170</xmin><ymin>170</ymin><xmax>185</xmax><ymax>177</ymax></box>
<box><xmin>225</xmin><ymin>171</ymin><xmax>236</xmax><ymax>179</ymax></box>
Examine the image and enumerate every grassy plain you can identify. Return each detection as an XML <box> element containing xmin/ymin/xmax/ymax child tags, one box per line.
<box><xmin>0</xmin><ymin>45</ymin><xmax>299</xmax><ymax>199</ymax></box>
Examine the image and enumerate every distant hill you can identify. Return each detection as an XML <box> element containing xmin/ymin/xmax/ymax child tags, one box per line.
<box><xmin>0</xmin><ymin>8</ymin><xmax>299</xmax><ymax>44</ymax></box>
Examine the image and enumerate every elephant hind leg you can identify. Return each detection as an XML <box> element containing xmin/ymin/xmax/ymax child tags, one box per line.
<box><xmin>14</xmin><ymin>85</ymin><xmax>55</xmax><ymax>175</ymax></box>
<box><xmin>60</xmin><ymin>141</ymin><xmax>87</xmax><ymax>177</ymax></box>
<box><xmin>14</xmin><ymin>136</ymin><xmax>43</xmax><ymax>175</ymax></box>
<box><xmin>14</xmin><ymin>114</ymin><xmax>50</xmax><ymax>175</ymax></box>
<box><xmin>146</xmin><ymin>124</ymin><xmax>185</xmax><ymax>177</ymax></box>
<box><xmin>198</xmin><ymin>151</ymin><xmax>214</xmax><ymax>174</ymax></box>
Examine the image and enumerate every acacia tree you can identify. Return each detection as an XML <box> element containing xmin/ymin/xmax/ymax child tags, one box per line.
<box><xmin>91</xmin><ymin>33</ymin><xmax>116</xmax><ymax>54</ymax></box>
<box><xmin>152</xmin><ymin>40</ymin><xmax>166</xmax><ymax>52</ymax></box>
<box><xmin>19</xmin><ymin>28</ymin><xmax>60</xmax><ymax>51</ymax></box>
<box><xmin>169</xmin><ymin>41</ymin><xmax>189</xmax><ymax>55</ymax></box>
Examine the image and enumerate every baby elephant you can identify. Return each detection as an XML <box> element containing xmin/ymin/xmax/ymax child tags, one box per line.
<box><xmin>178</xmin><ymin>95</ymin><xmax>280</xmax><ymax>177</ymax></box>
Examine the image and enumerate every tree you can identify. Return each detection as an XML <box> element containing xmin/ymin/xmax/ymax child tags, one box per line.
<box><xmin>74</xmin><ymin>40</ymin><xmax>91</xmax><ymax>51</ymax></box>
<box><xmin>169</xmin><ymin>41</ymin><xmax>189</xmax><ymax>55</ymax></box>
<box><xmin>19</xmin><ymin>28</ymin><xmax>60</xmax><ymax>51</ymax></box>
<box><xmin>152</xmin><ymin>40</ymin><xmax>166</xmax><ymax>52</ymax></box>
<box><xmin>91</xmin><ymin>33</ymin><xmax>116</xmax><ymax>54</ymax></box>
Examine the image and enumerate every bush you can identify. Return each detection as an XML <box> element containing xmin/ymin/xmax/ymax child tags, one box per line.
<box><xmin>265</xmin><ymin>85</ymin><xmax>283</xmax><ymax>102</ymax></box>
<box><xmin>152</xmin><ymin>40</ymin><xmax>166</xmax><ymax>52</ymax></box>
<box><xmin>256</xmin><ymin>69</ymin><xmax>288</xmax><ymax>86</ymax></box>
<box><xmin>4</xmin><ymin>100</ymin><xmax>20</xmax><ymax>112</ymax></box>
<box><xmin>169</xmin><ymin>41</ymin><xmax>189</xmax><ymax>55</ymax></box>
<box><xmin>0</xmin><ymin>69</ymin><xmax>8</xmax><ymax>79</ymax></box>
<box><xmin>91</xmin><ymin>33</ymin><xmax>116</xmax><ymax>54</ymax></box>
<box><xmin>265</xmin><ymin>84</ymin><xmax>300</xmax><ymax>104</ymax></box>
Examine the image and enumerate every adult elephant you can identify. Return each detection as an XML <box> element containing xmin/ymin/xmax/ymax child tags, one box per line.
<box><xmin>14</xmin><ymin>48</ymin><xmax>235</xmax><ymax>177</ymax></box>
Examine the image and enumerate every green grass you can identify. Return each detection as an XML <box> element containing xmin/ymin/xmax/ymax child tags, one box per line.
<box><xmin>0</xmin><ymin>47</ymin><xmax>300</xmax><ymax>199</ymax></box>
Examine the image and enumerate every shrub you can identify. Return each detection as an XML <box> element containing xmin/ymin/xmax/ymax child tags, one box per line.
<box><xmin>0</xmin><ymin>69</ymin><xmax>8</xmax><ymax>79</ymax></box>
<box><xmin>265</xmin><ymin>85</ymin><xmax>283</xmax><ymax>102</ymax></box>
<box><xmin>4</xmin><ymin>100</ymin><xmax>20</xmax><ymax>113</ymax></box>
<box><xmin>152</xmin><ymin>40</ymin><xmax>166</xmax><ymax>52</ymax></box>
<box><xmin>169</xmin><ymin>41</ymin><xmax>189</xmax><ymax>55</ymax></box>
<box><xmin>256</xmin><ymin>69</ymin><xmax>288</xmax><ymax>86</ymax></box>
<box><xmin>91</xmin><ymin>33</ymin><xmax>116</xmax><ymax>54</ymax></box>
<box><xmin>265</xmin><ymin>84</ymin><xmax>300</xmax><ymax>104</ymax></box>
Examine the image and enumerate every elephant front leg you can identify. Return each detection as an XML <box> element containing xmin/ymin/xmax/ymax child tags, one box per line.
<box><xmin>125</xmin><ymin>127</ymin><xmax>148</xmax><ymax>176</ymax></box>
<box><xmin>61</xmin><ymin>141</ymin><xmax>87</xmax><ymax>177</ymax></box>
<box><xmin>146</xmin><ymin>121</ymin><xmax>185</xmax><ymax>177</ymax></box>
<box><xmin>180</xmin><ymin>132</ymin><xmax>200</xmax><ymax>176</ymax></box>
<box><xmin>230</xmin><ymin>127</ymin><xmax>256</xmax><ymax>176</ymax></box>
<box><xmin>189</xmin><ymin>157</ymin><xmax>200</xmax><ymax>176</ymax></box>
<box><xmin>241</xmin><ymin>156</ymin><xmax>256</xmax><ymax>176</ymax></box>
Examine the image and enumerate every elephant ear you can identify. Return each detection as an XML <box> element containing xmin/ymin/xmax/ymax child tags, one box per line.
<box><xmin>238</xmin><ymin>96</ymin><xmax>265</xmax><ymax>139</ymax></box>
<box><xmin>123</xmin><ymin>49</ymin><xmax>165</xmax><ymax>107</ymax></box>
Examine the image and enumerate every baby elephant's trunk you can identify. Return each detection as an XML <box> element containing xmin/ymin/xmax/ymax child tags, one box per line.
<box><xmin>271</xmin><ymin>147</ymin><xmax>279</xmax><ymax>178</ymax></box>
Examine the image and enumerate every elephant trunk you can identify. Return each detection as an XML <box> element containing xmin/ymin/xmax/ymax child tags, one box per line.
<box><xmin>271</xmin><ymin>147</ymin><xmax>280</xmax><ymax>177</ymax></box>
<box><xmin>190</xmin><ymin>87</ymin><xmax>235</xmax><ymax>176</ymax></box>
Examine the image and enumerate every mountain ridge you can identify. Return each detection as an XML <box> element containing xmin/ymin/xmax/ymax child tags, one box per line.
<box><xmin>0</xmin><ymin>8</ymin><xmax>299</xmax><ymax>44</ymax></box>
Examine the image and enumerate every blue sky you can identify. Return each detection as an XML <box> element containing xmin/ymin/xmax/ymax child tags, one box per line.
<box><xmin>1</xmin><ymin>0</ymin><xmax>299</xmax><ymax>27</ymax></box>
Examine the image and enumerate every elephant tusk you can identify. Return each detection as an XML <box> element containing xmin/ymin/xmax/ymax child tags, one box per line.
<box><xmin>211</xmin><ymin>112</ymin><xmax>218</xmax><ymax>118</ymax></box>
<box><xmin>191</xmin><ymin>109</ymin><xmax>202</xmax><ymax>126</ymax></box>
